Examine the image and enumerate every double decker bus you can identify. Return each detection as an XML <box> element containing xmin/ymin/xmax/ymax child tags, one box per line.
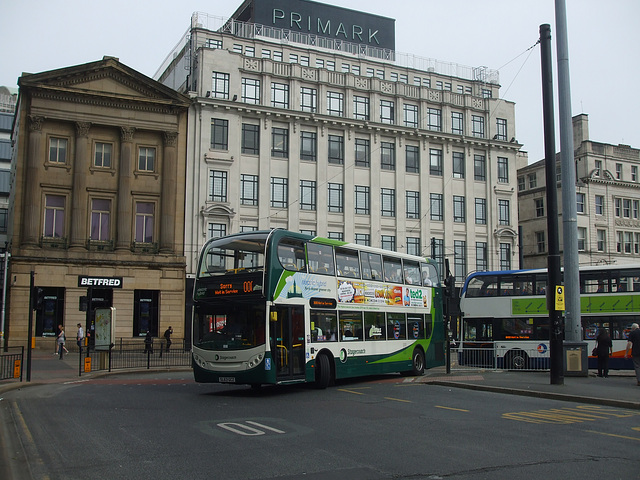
<box><xmin>458</xmin><ymin>264</ymin><xmax>640</xmax><ymax>370</ymax></box>
<box><xmin>191</xmin><ymin>229</ymin><xmax>445</xmax><ymax>388</ymax></box>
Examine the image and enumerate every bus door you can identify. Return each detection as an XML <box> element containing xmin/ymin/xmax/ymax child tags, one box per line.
<box><xmin>271</xmin><ymin>306</ymin><xmax>305</xmax><ymax>380</ymax></box>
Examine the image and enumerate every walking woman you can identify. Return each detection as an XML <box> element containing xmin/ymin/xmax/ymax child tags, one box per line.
<box><xmin>595</xmin><ymin>328</ymin><xmax>613</xmax><ymax>377</ymax></box>
<box><xmin>57</xmin><ymin>324</ymin><xmax>67</xmax><ymax>360</ymax></box>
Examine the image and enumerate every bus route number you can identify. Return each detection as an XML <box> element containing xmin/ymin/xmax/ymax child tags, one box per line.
<box><xmin>243</xmin><ymin>281</ymin><xmax>253</xmax><ymax>293</ymax></box>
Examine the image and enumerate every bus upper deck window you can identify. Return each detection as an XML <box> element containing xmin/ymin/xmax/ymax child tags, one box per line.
<box><xmin>278</xmin><ymin>239</ymin><xmax>306</xmax><ymax>272</ymax></box>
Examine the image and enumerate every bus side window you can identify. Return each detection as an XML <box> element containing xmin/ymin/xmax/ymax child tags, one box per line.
<box><xmin>278</xmin><ymin>239</ymin><xmax>306</xmax><ymax>272</ymax></box>
<box><xmin>336</xmin><ymin>248</ymin><xmax>361</xmax><ymax>278</ymax></box>
<box><xmin>361</xmin><ymin>252</ymin><xmax>383</xmax><ymax>281</ymax></box>
<box><xmin>306</xmin><ymin>243</ymin><xmax>335</xmax><ymax>275</ymax></box>
<box><xmin>403</xmin><ymin>260</ymin><xmax>421</xmax><ymax>285</ymax></box>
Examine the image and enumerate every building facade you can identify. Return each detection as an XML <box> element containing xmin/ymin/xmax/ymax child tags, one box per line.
<box><xmin>7</xmin><ymin>57</ymin><xmax>190</xmax><ymax>349</ymax></box>
<box><xmin>518</xmin><ymin>114</ymin><xmax>640</xmax><ymax>268</ymax></box>
<box><xmin>157</xmin><ymin>1</ymin><xmax>524</xmax><ymax>289</ymax></box>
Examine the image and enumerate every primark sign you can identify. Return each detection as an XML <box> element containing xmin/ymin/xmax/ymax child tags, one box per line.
<box><xmin>78</xmin><ymin>275</ymin><xmax>123</xmax><ymax>288</ymax></box>
<box><xmin>251</xmin><ymin>0</ymin><xmax>395</xmax><ymax>50</ymax></box>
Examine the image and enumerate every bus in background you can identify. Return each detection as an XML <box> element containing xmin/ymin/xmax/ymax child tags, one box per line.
<box><xmin>458</xmin><ymin>265</ymin><xmax>640</xmax><ymax>370</ymax></box>
<box><xmin>191</xmin><ymin>229</ymin><xmax>445</xmax><ymax>388</ymax></box>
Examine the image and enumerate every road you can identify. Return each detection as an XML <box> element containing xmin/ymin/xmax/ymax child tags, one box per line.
<box><xmin>1</xmin><ymin>372</ymin><xmax>639</xmax><ymax>479</ymax></box>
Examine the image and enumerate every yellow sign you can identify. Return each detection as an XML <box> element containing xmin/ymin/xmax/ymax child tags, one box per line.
<box><xmin>13</xmin><ymin>359</ymin><xmax>21</xmax><ymax>378</ymax></box>
<box><xmin>555</xmin><ymin>285</ymin><xmax>565</xmax><ymax>311</ymax></box>
<box><xmin>84</xmin><ymin>356</ymin><xmax>92</xmax><ymax>373</ymax></box>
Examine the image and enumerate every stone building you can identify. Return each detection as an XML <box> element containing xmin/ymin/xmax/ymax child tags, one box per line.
<box><xmin>156</xmin><ymin>0</ymin><xmax>524</xmax><ymax>293</ymax></box>
<box><xmin>7</xmin><ymin>57</ymin><xmax>190</xmax><ymax>349</ymax></box>
<box><xmin>518</xmin><ymin>113</ymin><xmax>640</xmax><ymax>268</ymax></box>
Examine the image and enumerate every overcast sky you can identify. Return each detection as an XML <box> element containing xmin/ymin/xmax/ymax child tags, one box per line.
<box><xmin>2</xmin><ymin>0</ymin><xmax>638</xmax><ymax>162</ymax></box>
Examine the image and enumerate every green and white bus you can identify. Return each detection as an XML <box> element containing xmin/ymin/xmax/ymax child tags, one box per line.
<box><xmin>192</xmin><ymin>229</ymin><xmax>445</xmax><ymax>388</ymax></box>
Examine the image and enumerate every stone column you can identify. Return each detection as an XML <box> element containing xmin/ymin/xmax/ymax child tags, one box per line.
<box><xmin>21</xmin><ymin>116</ymin><xmax>44</xmax><ymax>245</ymax></box>
<box><xmin>159</xmin><ymin>131</ymin><xmax>178</xmax><ymax>253</ymax></box>
<box><xmin>116</xmin><ymin>127</ymin><xmax>135</xmax><ymax>250</ymax></box>
<box><xmin>69</xmin><ymin>122</ymin><xmax>91</xmax><ymax>249</ymax></box>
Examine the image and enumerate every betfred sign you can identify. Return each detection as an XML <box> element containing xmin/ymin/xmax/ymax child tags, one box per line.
<box><xmin>78</xmin><ymin>276</ymin><xmax>123</xmax><ymax>288</ymax></box>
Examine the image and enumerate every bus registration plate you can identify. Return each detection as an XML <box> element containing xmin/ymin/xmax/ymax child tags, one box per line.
<box><xmin>219</xmin><ymin>377</ymin><xmax>236</xmax><ymax>383</ymax></box>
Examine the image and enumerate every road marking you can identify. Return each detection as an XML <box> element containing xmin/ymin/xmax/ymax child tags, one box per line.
<box><xmin>384</xmin><ymin>397</ymin><xmax>412</xmax><ymax>403</ymax></box>
<box><xmin>246</xmin><ymin>421</ymin><xmax>286</xmax><ymax>433</ymax></box>
<box><xmin>338</xmin><ymin>388</ymin><xmax>366</xmax><ymax>395</ymax></box>
<box><xmin>504</xmin><ymin>405</ymin><xmax>640</xmax><ymax>424</ymax></box>
<box><xmin>12</xmin><ymin>402</ymin><xmax>50</xmax><ymax>479</ymax></box>
<box><xmin>435</xmin><ymin>405</ymin><xmax>470</xmax><ymax>412</ymax></box>
<box><xmin>218</xmin><ymin>421</ymin><xmax>285</xmax><ymax>436</ymax></box>
<box><xmin>586</xmin><ymin>430</ymin><xmax>640</xmax><ymax>441</ymax></box>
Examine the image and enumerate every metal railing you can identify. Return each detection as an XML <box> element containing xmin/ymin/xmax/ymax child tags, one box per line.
<box><xmin>452</xmin><ymin>342</ymin><xmax>550</xmax><ymax>372</ymax></box>
<box><xmin>0</xmin><ymin>346</ymin><xmax>24</xmax><ymax>381</ymax></box>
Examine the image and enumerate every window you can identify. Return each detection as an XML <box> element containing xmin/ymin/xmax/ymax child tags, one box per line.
<box><xmin>404</xmin><ymin>104</ymin><xmax>418</xmax><ymax>128</ymax></box>
<box><xmin>209</xmin><ymin>171</ymin><xmax>227</xmax><ymax>202</ymax></box>
<box><xmin>624</xmin><ymin>199</ymin><xmax>631</xmax><ymax>218</ymax></box>
<box><xmin>301</xmin><ymin>87</ymin><xmax>317</xmax><ymax>113</ymax></box>
<box><xmin>245</xmin><ymin>46</ymin><xmax>255</xmax><ymax>57</ymax></box>
<box><xmin>355</xmin><ymin>186</ymin><xmax>370</xmax><ymax>215</ymax></box>
<box><xmin>497</xmin><ymin>157</ymin><xmax>509</xmax><ymax>183</ymax></box>
<box><xmin>207</xmin><ymin>39</ymin><xmax>222</xmax><ymax>49</ymax></box>
<box><xmin>135</xmin><ymin>202</ymin><xmax>154</xmax><ymax>243</ymax></box>
<box><xmin>381</xmin><ymin>142</ymin><xmax>395</xmax><ymax>170</ymax></box>
<box><xmin>0</xmin><ymin>208</ymin><xmax>7</xmax><ymax>234</ymax></box>
<box><xmin>452</xmin><ymin>151</ymin><xmax>465</xmax><ymax>178</ymax></box>
<box><xmin>535</xmin><ymin>198</ymin><xmax>545</xmax><ymax>217</ymax></box>
<box><xmin>616</xmin><ymin>163</ymin><xmax>622</xmax><ymax>180</ymax></box>
<box><xmin>270</xmin><ymin>177</ymin><xmax>288</xmax><ymax>208</ymax></box>
<box><xmin>406</xmin><ymin>191</ymin><xmax>420</xmax><ymax>219</ymax></box>
<box><xmin>208</xmin><ymin>223</ymin><xmax>226</xmax><ymax>239</ymax></box>
<box><xmin>632</xmin><ymin>165</ymin><xmax>638</xmax><ymax>182</ymax></box>
<box><xmin>273</xmin><ymin>51</ymin><xmax>283</xmax><ymax>62</ymax></box>
<box><xmin>635</xmin><ymin>200</ymin><xmax>640</xmax><ymax>219</ymax></box>
<box><xmin>595</xmin><ymin>159</ymin><xmax>602</xmax><ymax>174</ymax></box>
<box><xmin>233</xmin><ymin>44</ymin><xmax>243</xmax><ymax>54</ymax></box>
<box><xmin>597</xmin><ymin>229</ymin><xmax>606</xmax><ymax>252</ymax></box>
<box><xmin>595</xmin><ymin>195</ymin><xmax>604</xmax><ymax>215</ymax></box>
<box><xmin>138</xmin><ymin>147</ymin><xmax>156</xmax><ymax>172</ymax></box>
<box><xmin>381</xmin><ymin>236</ymin><xmax>396</xmax><ymax>252</ymax></box>
<box><xmin>432</xmin><ymin>238</ymin><xmax>444</xmax><ymax>277</ymax></box>
<box><xmin>94</xmin><ymin>142</ymin><xmax>112</xmax><ymax>168</ymax></box>
<box><xmin>300</xmin><ymin>56</ymin><xmax>309</xmax><ymax>66</ymax></box>
<box><xmin>44</xmin><ymin>194</ymin><xmax>65</xmax><ymax>238</ymax></box>
<box><xmin>271</xmin><ymin>82</ymin><xmax>289</xmax><ymax>109</ymax></box>
<box><xmin>211</xmin><ymin>119</ymin><xmax>229</xmax><ymax>150</ymax></box>
<box><xmin>300</xmin><ymin>132</ymin><xmax>317</xmax><ymax>161</ymax></box>
<box><xmin>328</xmin><ymin>183</ymin><xmax>344</xmax><ymax>213</ymax></box>
<box><xmin>212</xmin><ymin>72</ymin><xmax>229</xmax><ymax>99</ymax></box>
<box><xmin>316</xmin><ymin>59</ymin><xmax>325</xmax><ymax>69</ymax></box>
<box><xmin>353</xmin><ymin>95</ymin><xmax>369</xmax><ymax>120</ymax></box>
<box><xmin>241</xmin><ymin>78</ymin><xmax>261</xmax><ymax>104</ymax></box>
<box><xmin>536</xmin><ymin>231</ymin><xmax>546</xmax><ymax>253</ymax></box>
<box><xmin>406</xmin><ymin>237</ymin><xmax>420</xmax><ymax>256</ymax></box>
<box><xmin>350</xmin><ymin>235</ymin><xmax>369</xmax><ymax>248</ymax></box>
<box><xmin>474</xmin><ymin>154</ymin><xmax>486</xmax><ymax>181</ymax></box>
<box><xmin>454</xmin><ymin>240</ymin><xmax>466</xmax><ymax>280</ymax></box>
<box><xmin>262</xmin><ymin>49</ymin><xmax>271</xmax><ymax>58</ymax></box>
<box><xmin>289</xmin><ymin>54</ymin><xmax>298</xmax><ymax>63</ymax></box>
<box><xmin>328</xmin><ymin>135</ymin><xmax>344</xmax><ymax>164</ymax></box>
<box><xmin>381</xmin><ymin>188</ymin><xmax>396</xmax><ymax>217</ymax></box>
<box><xmin>451</xmin><ymin>112</ymin><xmax>463</xmax><ymax>135</ymax></box>
<box><xmin>528</xmin><ymin>173</ymin><xmax>537</xmax><ymax>188</ymax></box>
<box><xmin>241</xmin><ymin>174</ymin><xmax>258</xmax><ymax>206</ymax></box>
<box><xmin>300</xmin><ymin>180</ymin><xmax>316</xmax><ymax>211</ymax></box>
<box><xmin>241</xmin><ymin>124</ymin><xmax>260</xmax><ymax>154</ymax></box>
<box><xmin>355</xmin><ymin>138</ymin><xmax>370</xmax><ymax>167</ymax></box>
<box><xmin>576</xmin><ymin>192</ymin><xmax>585</xmax><ymax>213</ymax></box>
<box><xmin>380</xmin><ymin>100</ymin><xmax>394</xmax><ymax>124</ymax></box>
<box><xmin>496</xmin><ymin>118</ymin><xmax>507</xmax><ymax>141</ymax></box>
<box><xmin>472</xmin><ymin>115</ymin><xmax>485</xmax><ymax>138</ymax></box>
<box><xmin>133</xmin><ymin>290</ymin><xmax>159</xmax><ymax>338</ymax></box>
<box><xmin>615</xmin><ymin>198</ymin><xmax>622</xmax><ymax>217</ymax></box>
<box><xmin>475</xmin><ymin>198</ymin><xmax>486</xmax><ymax>224</ymax></box>
<box><xmin>430</xmin><ymin>148</ymin><xmax>443</xmax><ymax>176</ymax></box>
<box><xmin>498</xmin><ymin>199</ymin><xmax>510</xmax><ymax>225</ymax></box>
<box><xmin>453</xmin><ymin>196</ymin><xmax>466</xmax><ymax>223</ymax></box>
<box><xmin>476</xmin><ymin>242</ymin><xmax>487</xmax><ymax>271</ymax></box>
<box><xmin>430</xmin><ymin>193</ymin><xmax>443</xmax><ymax>221</ymax></box>
<box><xmin>327</xmin><ymin>91</ymin><xmax>344</xmax><ymax>116</ymax></box>
<box><xmin>49</xmin><ymin>137</ymin><xmax>68</xmax><ymax>164</ymax></box>
<box><xmin>577</xmin><ymin>227</ymin><xmax>587</xmax><ymax>251</ymax></box>
<box><xmin>406</xmin><ymin>145</ymin><xmax>419</xmax><ymax>173</ymax></box>
<box><xmin>328</xmin><ymin>232</ymin><xmax>343</xmax><ymax>241</ymax></box>
<box><xmin>499</xmin><ymin>243</ymin><xmax>511</xmax><ymax>270</ymax></box>
<box><xmin>427</xmin><ymin>108</ymin><xmax>442</xmax><ymax>131</ymax></box>
<box><xmin>518</xmin><ymin>176</ymin><xmax>525</xmax><ymax>191</ymax></box>
<box><xmin>327</xmin><ymin>61</ymin><xmax>335</xmax><ymax>71</ymax></box>
<box><xmin>271</xmin><ymin>127</ymin><xmax>289</xmax><ymax>158</ymax></box>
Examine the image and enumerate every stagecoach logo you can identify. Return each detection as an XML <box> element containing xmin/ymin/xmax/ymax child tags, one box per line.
<box><xmin>215</xmin><ymin>354</ymin><xmax>238</xmax><ymax>361</ymax></box>
<box><xmin>537</xmin><ymin>343</ymin><xmax>548</xmax><ymax>354</ymax></box>
<box><xmin>340</xmin><ymin>348</ymin><xmax>348</xmax><ymax>363</ymax></box>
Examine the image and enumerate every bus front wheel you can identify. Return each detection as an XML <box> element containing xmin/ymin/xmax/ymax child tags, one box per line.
<box><xmin>315</xmin><ymin>353</ymin><xmax>332</xmax><ymax>389</ymax></box>
<box><xmin>505</xmin><ymin>350</ymin><xmax>528</xmax><ymax>370</ymax></box>
<box><xmin>410</xmin><ymin>348</ymin><xmax>425</xmax><ymax>376</ymax></box>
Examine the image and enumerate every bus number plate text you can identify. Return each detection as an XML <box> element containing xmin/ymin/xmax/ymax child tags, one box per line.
<box><xmin>219</xmin><ymin>377</ymin><xmax>236</xmax><ymax>383</ymax></box>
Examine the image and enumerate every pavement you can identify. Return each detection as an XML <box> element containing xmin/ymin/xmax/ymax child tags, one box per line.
<box><xmin>1</xmin><ymin>351</ymin><xmax>639</xmax><ymax>410</ymax></box>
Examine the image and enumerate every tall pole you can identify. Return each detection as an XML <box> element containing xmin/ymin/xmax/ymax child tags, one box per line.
<box><xmin>540</xmin><ymin>24</ymin><xmax>564</xmax><ymax>385</ymax></box>
<box><xmin>555</xmin><ymin>0</ymin><xmax>581</xmax><ymax>343</ymax></box>
<box><xmin>0</xmin><ymin>251</ymin><xmax>8</xmax><ymax>351</ymax></box>
<box><xmin>27</xmin><ymin>271</ymin><xmax>34</xmax><ymax>382</ymax></box>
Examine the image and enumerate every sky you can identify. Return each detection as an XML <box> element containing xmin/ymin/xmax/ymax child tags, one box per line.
<box><xmin>2</xmin><ymin>0</ymin><xmax>638</xmax><ymax>163</ymax></box>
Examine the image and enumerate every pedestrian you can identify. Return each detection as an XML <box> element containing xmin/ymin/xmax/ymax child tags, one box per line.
<box><xmin>76</xmin><ymin>323</ymin><xmax>84</xmax><ymax>351</ymax></box>
<box><xmin>144</xmin><ymin>330</ymin><xmax>153</xmax><ymax>354</ymax></box>
<box><xmin>57</xmin><ymin>324</ymin><xmax>67</xmax><ymax>360</ymax></box>
<box><xmin>595</xmin><ymin>328</ymin><xmax>612</xmax><ymax>377</ymax></box>
<box><xmin>624</xmin><ymin>323</ymin><xmax>640</xmax><ymax>386</ymax></box>
<box><xmin>164</xmin><ymin>326</ymin><xmax>173</xmax><ymax>351</ymax></box>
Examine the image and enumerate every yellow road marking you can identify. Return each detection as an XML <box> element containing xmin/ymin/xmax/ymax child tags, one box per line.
<box><xmin>338</xmin><ymin>388</ymin><xmax>366</xmax><ymax>395</ymax></box>
<box><xmin>586</xmin><ymin>430</ymin><xmax>640</xmax><ymax>441</ymax></box>
<box><xmin>384</xmin><ymin>397</ymin><xmax>412</xmax><ymax>403</ymax></box>
<box><xmin>435</xmin><ymin>405</ymin><xmax>470</xmax><ymax>412</ymax></box>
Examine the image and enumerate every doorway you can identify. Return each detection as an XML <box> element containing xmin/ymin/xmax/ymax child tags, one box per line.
<box><xmin>271</xmin><ymin>305</ymin><xmax>305</xmax><ymax>380</ymax></box>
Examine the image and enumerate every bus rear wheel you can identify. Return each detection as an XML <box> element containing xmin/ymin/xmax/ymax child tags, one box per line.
<box><xmin>315</xmin><ymin>353</ymin><xmax>332</xmax><ymax>389</ymax></box>
<box><xmin>505</xmin><ymin>350</ymin><xmax>528</xmax><ymax>370</ymax></box>
<box><xmin>410</xmin><ymin>348</ymin><xmax>425</xmax><ymax>376</ymax></box>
